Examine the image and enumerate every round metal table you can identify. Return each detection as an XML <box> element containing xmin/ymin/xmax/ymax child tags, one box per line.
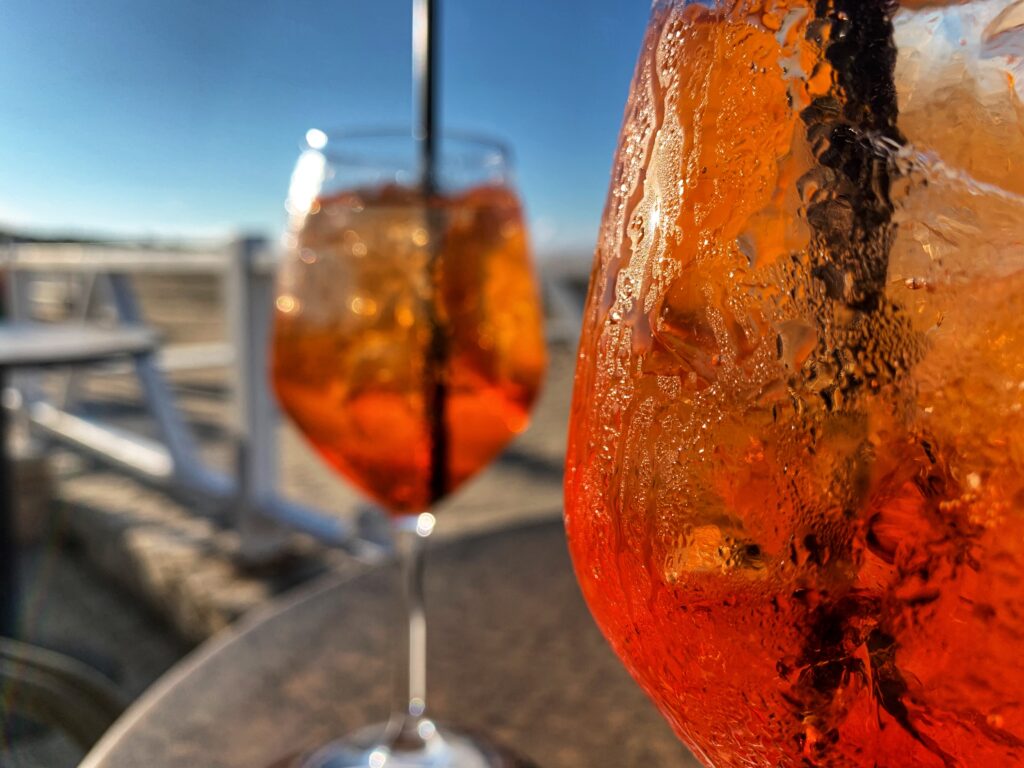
<box><xmin>80</xmin><ymin>521</ymin><xmax>698</xmax><ymax>767</ymax></box>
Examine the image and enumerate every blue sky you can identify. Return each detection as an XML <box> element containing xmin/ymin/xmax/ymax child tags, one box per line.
<box><xmin>0</xmin><ymin>1</ymin><xmax>649</xmax><ymax>256</ymax></box>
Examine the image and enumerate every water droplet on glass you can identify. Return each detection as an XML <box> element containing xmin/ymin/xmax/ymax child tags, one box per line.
<box><xmin>620</xmin><ymin>274</ymin><xmax>636</xmax><ymax>301</ymax></box>
<box><xmin>904</xmin><ymin>276</ymin><xmax>929</xmax><ymax>291</ymax></box>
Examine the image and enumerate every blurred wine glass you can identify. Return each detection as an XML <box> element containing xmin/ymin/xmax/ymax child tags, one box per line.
<box><xmin>272</xmin><ymin>129</ymin><xmax>546</xmax><ymax>767</ymax></box>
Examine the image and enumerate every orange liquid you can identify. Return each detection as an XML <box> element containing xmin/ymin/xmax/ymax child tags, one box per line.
<box><xmin>566</xmin><ymin>1</ymin><xmax>1024</xmax><ymax>765</ymax></box>
<box><xmin>273</xmin><ymin>185</ymin><xmax>546</xmax><ymax>514</ymax></box>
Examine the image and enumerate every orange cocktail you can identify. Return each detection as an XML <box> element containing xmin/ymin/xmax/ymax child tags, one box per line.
<box><xmin>274</xmin><ymin>183</ymin><xmax>546</xmax><ymax>513</ymax></box>
<box><xmin>565</xmin><ymin>0</ymin><xmax>1024</xmax><ymax>765</ymax></box>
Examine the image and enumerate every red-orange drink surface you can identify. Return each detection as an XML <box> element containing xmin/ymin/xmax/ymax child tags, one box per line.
<box><xmin>565</xmin><ymin>0</ymin><xmax>1024</xmax><ymax>765</ymax></box>
<box><xmin>273</xmin><ymin>184</ymin><xmax>546</xmax><ymax>514</ymax></box>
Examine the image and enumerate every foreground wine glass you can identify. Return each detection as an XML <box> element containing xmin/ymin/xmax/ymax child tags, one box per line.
<box><xmin>565</xmin><ymin>1</ymin><xmax>1024</xmax><ymax>765</ymax></box>
<box><xmin>273</xmin><ymin>130</ymin><xmax>546</xmax><ymax>767</ymax></box>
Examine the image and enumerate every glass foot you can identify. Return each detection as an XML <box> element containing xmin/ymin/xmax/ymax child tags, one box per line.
<box><xmin>285</xmin><ymin>721</ymin><xmax>537</xmax><ymax>768</ymax></box>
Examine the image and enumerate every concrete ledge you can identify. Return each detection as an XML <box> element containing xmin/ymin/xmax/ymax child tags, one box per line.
<box><xmin>52</xmin><ymin>462</ymin><xmax>363</xmax><ymax>644</ymax></box>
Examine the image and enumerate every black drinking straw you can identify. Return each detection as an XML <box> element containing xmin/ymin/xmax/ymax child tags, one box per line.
<box><xmin>413</xmin><ymin>0</ymin><xmax>448</xmax><ymax>504</ymax></box>
<box><xmin>414</xmin><ymin>0</ymin><xmax>439</xmax><ymax>192</ymax></box>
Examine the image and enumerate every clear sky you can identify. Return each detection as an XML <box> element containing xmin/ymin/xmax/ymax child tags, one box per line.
<box><xmin>0</xmin><ymin>1</ymin><xmax>650</xmax><ymax>257</ymax></box>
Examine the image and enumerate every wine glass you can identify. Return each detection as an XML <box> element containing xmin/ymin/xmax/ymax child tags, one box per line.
<box><xmin>272</xmin><ymin>129</ymin><xmax>546</xmax><ymax>767</ymax></box>
<box><xmin>565</xmin><ymin>1</ymin><xmax>1024</xmax><ymax>766</ymax></box>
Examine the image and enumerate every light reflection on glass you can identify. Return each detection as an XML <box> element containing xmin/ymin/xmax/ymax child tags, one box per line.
<box><xmin>415</xmin><ymin>513</ymin><xmax>436</xmax><ymax>538</ymax></box>
<box><xmin>416</xmin><ymin>719</ymin><xmax>437</xmax><ymax>741</ymax></box>
<box><xmin>286</xmin><ymin>150</ymin><xmax>328</xmax><ymax>221</ymax></box>
<box><xmin>409</xmin><ymin>696</ymin><xmax>426</xmax><ymax>717</ymax></box>
<box><xmin>305</xmin><ymin>128</ymin><xmax>328</xmax><ymax>150</ymax></box>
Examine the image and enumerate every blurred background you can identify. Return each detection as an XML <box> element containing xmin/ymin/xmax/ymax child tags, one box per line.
<box><xmin>1</xmin><ymin>0</ymin><xmax>647</xmax><ymax>254</ymax></box>
<box><xmin>0</xmin><ymin>1</ymin><xmax>650</xmax><ymax>766</ymax></box>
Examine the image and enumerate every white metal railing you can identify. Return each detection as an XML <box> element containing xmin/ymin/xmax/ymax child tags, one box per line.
<box><xmin>2</xmin><ymin>237</ymin><xmax>359</xmax><ymax>561</ymax></box>
<box><xmin>1</xmin><ymin>237</ymin><xmax>586</xmax><ymax>561</ymax></box>
<box><xmin>8</xmin><ymin>244</ymin><xmax>231</xmax><ymax>274</ymax></box>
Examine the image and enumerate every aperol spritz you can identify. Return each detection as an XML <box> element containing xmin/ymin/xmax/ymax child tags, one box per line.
<box><xmin>273</xmin><ymin>183</ymin><xmax>546</xmax><ymax>514</ymax></box>
<box><xmin>565</xmin><ymin>1</ymin><xmax>1024</xmax><ymax>765</ymax></box>
<box><xmin>273</xmin><ymin>131</ymin><xmax>545</xmax><ymax>767</ymax></box>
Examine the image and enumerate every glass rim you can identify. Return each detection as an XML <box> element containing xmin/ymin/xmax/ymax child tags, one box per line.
<box><xmin>302</xmin><ymin>126</ymin><xmax>513</xmax><ymax>172</ymax></box>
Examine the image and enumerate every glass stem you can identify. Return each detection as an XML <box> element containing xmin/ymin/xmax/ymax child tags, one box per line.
<box><xmin>387</xmin><ymin>516</ymin><xmax>435</xmax><ymax>751</ymax></box>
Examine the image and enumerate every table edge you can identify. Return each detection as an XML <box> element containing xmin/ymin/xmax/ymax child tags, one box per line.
<box><xmin>79</xmin><ymin>517</ymin><xmax>567</xmax><ymax>768</ymax></box>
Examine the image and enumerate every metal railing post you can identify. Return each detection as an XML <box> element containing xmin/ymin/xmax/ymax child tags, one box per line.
<box><xmin>106</xmin><ymin>273</ymin><xmax>231</xmax><ymax>497</ymax></box>
<box><xmin>3</xmin><ymin>253</ymin><xmax>45</xmax><ymax>447</ymax></box>
<box><xmin>226</xmin><ymin>237</ymin><xmax>290</xmax><ymax>561</ymax></box>
<box><xmin>56</xmin><ymin>271</ymin><xmax>103</xmax><ymax>410</ymax></box>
